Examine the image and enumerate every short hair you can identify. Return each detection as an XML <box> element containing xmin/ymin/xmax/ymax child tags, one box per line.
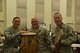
<box><xmin>31</xmin><ymin>17</ymin><xmax>39</xmax><ymax>22</ymax></box>
<box><xmin>54</xmin><ymin>12</ymin><xmax>62</xmax><ymax>17</ymax></box>
<box><xmin>13</xmin><ymin>17</ymin><xmax>20</xmax><ymax>21</ymax></box>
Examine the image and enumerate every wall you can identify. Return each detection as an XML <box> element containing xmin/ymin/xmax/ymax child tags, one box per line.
<box><xmin>0</xmin><ymin>0</ymin><xmax>6</xmax><ymax>33</ymax></box>
<box><xmin>44</xmin><ymin>0</ymin><xmax>51</xmax><ymax>30</ymax></box>
<box><xmin>27</xmin><ymin>0</ymin><xmax>35</xmax><ymax>29</ymax></box>
<box><xmin>3</xmin><ymin>0</ymin><xmax>76</xmax><ymax>31</ymax></box>
<box><xmin>6</xmin><ymin>0</ymin><xmax>17</xmax><ymax>27</ymax></box>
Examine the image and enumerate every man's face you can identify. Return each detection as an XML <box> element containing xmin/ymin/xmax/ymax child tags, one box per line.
<box><xmin>31</xmin><ymin>18</ymin><xmax>39</xmax><ymax>29</ymax></box>
<box><xmin>12</xmin><ymin>18</ymin><xmax>20</xmax><ymax>28</ymax></box>
<box><xmin>53</xmin><ymin>13</ymin><xmax>62</xmax><ymax>26</ymax></box>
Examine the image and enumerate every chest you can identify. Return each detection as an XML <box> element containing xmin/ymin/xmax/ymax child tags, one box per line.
<box><xmin>54</xmin><ymin>29</ymin><xmax>70</xmax><ymax>40</ymax></box>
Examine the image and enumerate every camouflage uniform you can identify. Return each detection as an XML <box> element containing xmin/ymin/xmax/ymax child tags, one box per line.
<box><xmin>3</xmin><ymin>26</ymin><xmax>20</xmax><ymax>53</ymax></box>
<box><xmin>52</xmin><ymin>24</ymin><xmax>76</xmax><ymax>53</ymax></box>
<box><xmin>29</xmin><ymin>27</ymin><xmax>52</xmax><ymax>53</ymax></box>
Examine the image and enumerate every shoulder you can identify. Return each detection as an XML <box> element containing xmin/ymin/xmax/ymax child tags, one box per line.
<box><xmin>62</xmin><ymin>24</ymin><xmax>73</xmax><ymax>30</ymax></box>
<box><xmin>39</xmin><ymin>27</ymin><xmax>48</xmax><ymax>33</ymax></box>
<box><xmin>5</xmin><ymin>27</ymin><xmax>12</xmax><ymax>32</ymax></box>
<box><xmin>39</xmin><ymin>27</ymin><xmax>47</xmax><ymax>31</ymax></box>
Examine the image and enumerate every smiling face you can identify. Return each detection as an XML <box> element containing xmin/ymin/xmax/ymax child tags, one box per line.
<box><xmin>12</xmin><ymin>17</ymin><xmax>20</xmax><ymax>28</ymax></box>
<box><xmin>53</xmin><ymin>13</ymin><xmax>63</xmax><ymax>27</ymax></box>
<box><xmin>31</xmin><ymin>17</ymin><xmax>39</xmax><ymax>29</ymax></box>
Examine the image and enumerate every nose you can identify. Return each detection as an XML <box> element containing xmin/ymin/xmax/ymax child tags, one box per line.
<box><xmin>56</xmin><ymin>17</ymin><xmax>60</xmax><ymax>21</ymax></box>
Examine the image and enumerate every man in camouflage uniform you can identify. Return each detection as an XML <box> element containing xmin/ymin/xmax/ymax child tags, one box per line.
<box><xmin>29</xmin><ymin>17</ymin><xmax>52</xmax><ymax>53</ymax></box>
<box><xmin>51</xmin><ymin>12</ymin><xmax>76</xmax><ymax>53</ymax></box>
<box><xmin>3</xmin><ymin>17</ymin><xmax>21</xmax><ymax>53</ymax></box>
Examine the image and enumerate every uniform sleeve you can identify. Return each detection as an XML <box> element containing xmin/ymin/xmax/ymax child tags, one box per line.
<box><xmin>46</xmin><ymin>32</ymin><xmax>53</xmax><ymax>45</ymax></box>
<box><xmin>4</xmin><ymin>28</ymin><xmax>20</xmax><ymax>41</ymax></box>
<box><xmin>4</xmin><ymin>29</ymin><xmax>14</xmax><ymax>40</ymax></box>
<box><xmin>45</xmin><ymin>28</ymin><xmax>53</xmax><ymax>47</ymax></box>
<box><xmin>61</xmin><ymin>27</ymin><xmax>77</xmax><ymax>46</ymax></box>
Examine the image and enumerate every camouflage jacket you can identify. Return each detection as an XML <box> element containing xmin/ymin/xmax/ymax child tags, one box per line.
<box><xmin>29</xmin><ymin>27</ymin><xmax>52</xmax><ymax>51</ymax></box>
<box><xmin>4</xmin><ymin>26</ymin><xmax>20</xmax><ymax>48</ymax></box>
<box><xmin>51</xmin><ymin>24</ymin><xmax>76</xmax><ymax>53</ymax></box>
<box><xmin>52</xmin><ymin>24</ymin><xmax>76</xmax><ymax>46</ymax></box>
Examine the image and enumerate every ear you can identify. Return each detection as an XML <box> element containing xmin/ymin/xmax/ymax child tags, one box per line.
<box><xmin>61</xmin><ymin>17</ymin><xmax>63</xmax><ymax>20</ymax></box>
<box><xmin>60</xmin><ymin>14</ymin><xmax>63</xmax><ymax>20</ymax></box>
<box><xmin>38</xmin><ymin>21</ymin><xmax>40</xmax><ymax>24</ymax></box>
<box><xmin>12</xmin><ymin>21</ymin><xmax>13</xmax><ymax>23</ymax></box>
<box><xmin>31</xmin><ymin>21</ymin><xmax>33</xmax><ymax>24</ymax></box>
